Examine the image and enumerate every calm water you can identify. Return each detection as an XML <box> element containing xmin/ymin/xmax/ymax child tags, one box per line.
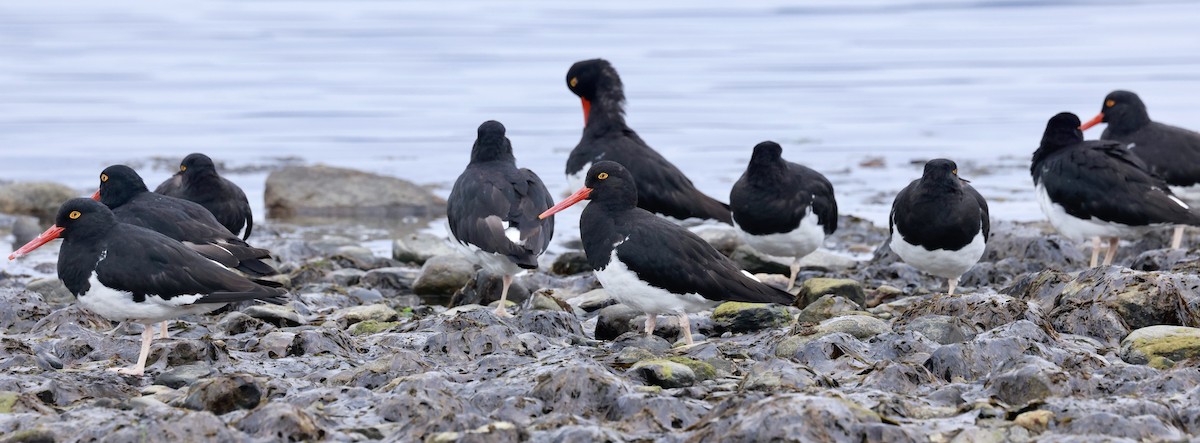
<box><xmin>2</xmin><ymin>0</ymin><xmax>1199</xmax><ymax>247</ymax></box>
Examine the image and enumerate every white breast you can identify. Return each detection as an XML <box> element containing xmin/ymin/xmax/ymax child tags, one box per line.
<box><xmin>77</xmin><ymin>274</ymin><xmax>224</xmax><ymax>324</ymax></box>
<box><xmin>735</xmin><ymin>204</ymin><xmax>826</xmax><ymax>260</ymax></box>
<box><xmin>889</xmin><ymin>222</ymin><xmax>986</xmax><ymax>280</ymax></box>
<box><xmin>593</xmin><ymin>239</ymin><xmax>717</xmax><ymax>315</ymax></box>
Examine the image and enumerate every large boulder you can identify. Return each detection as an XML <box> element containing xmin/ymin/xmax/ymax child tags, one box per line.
<box><xmin>264</xmin><ymin>165</ymin><xmax>445</xmax><ymax>218</ymax></box>
<box><xmin>0</xmin><ymin>182</ymin><xmax>79</xmax><ymax>221</ymax></box>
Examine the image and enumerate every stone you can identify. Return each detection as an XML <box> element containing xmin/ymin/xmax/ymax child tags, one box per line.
<box><xmin>336</xmin><ymin>303</ymin><xmax>398</xmax><ymax>325</ymax></box>
<box><xmin>348</xmin><ymin>320</ymin><xmax>400</xmax><ymax>335</ymax></box>
<box><xmin>1120</xmin><ymin>325</ymin><xmax>1200</xmax><ymax>365</ymax></box>
<box><xmin>796</xmin><ymin>250</ymin><xmax>858</xmax><ymax>271</ymax></box>
<box><xmin>24</xmin><ymin>278</ymin><xmax>72</xmax><ymax>305</ymax></box>
<box><xmin>796</xmin><ymin>295</ymin><xmax>864</xmax><ymax>323</ymax></box>
<box><xmin>0</xmin><ymin>182</ymin><xmax>78</xmax><ymax>221</ymax></box>
<box><xmin>694</xmin><ymin>226</ymin><xmax>744</xmax><ymax>256</ymax></box>
<box><xmin>817</xmin><ymin>315</ymin><xmax>891</xmax><ymax>339</ymax></box>
<box><xmin>324</xmin><ymin>268</ymin><xmax>366</xmax><ymax>286</ymax></box>
<box><xmin>215</xmin><ymin>311</ymin><xmax>266</xmax><ymax>336</ymax></box>
<box><xmin>687</xmin><ymin>394</ymin><xmax>882</xmax><ymax>441</ymax></box>
<box><xmin>413</xmin><ymin>255</ymin><xmax>475</xmax><ymax>296</ymax></box>
<box><xmin>897</xmin><ymin>314</ymin><xmax>976</xmax><ymax>345</ymax></box>
<box><xmin>154</xmin><ymin>364</ymin><xmax>214</xmax><ymax>389</ymax></box>
<box><xmin>630</xmin><ymin>359</ymin><xmax>696</xmax><ymax>388</ymax></box>
<box><xmin>665</xmin><ymin>356</ymin><xmax>717</xmax><ymax>381</ymax></box>
<box><xmin>986</xmin><ymin>357</ymin><xmax>1067</xmax><ymax>407</ymax></box>
<box><xmin>392</xmin><ymin>232</ymin><xmax>455</xmax><ymax>265</ymax></box>
<box><xmin>361</xmin><ymin>267</ymin><xmax>419</xmax><ymax>291</ymax></box>
<box><xmin>241</xmin><ymin>304</ymin><xmax>306</xmax><ymax>327</ymax></box>
<box><xmin>264</xmin><ymin>165</ymin><xmax>445</xmax><ymax>218</ymax></box>
<box><xmin>1014</xmin><ymin>410</ymin><xmax>1054</xmax><ymax>433</ymax></box>
<box><xmin>235</xmin><ymin>403</ymin><xmax>326</xmax><ymax>441</ymax></box>
<box><xmin>799</xmin><ymin>277</ymin><xmax>866</xmax><ymax>307</ymax></box>
<box><xmin>711</xmin><ymin>301</ymin><xmax>791</xmax><ymax>333</ymax></box>
<box><xmin>450</xmin><ymin>270</ymin><xmax>531</xmax><ymax>308</ymax></box>
<box><xmin>331</xmin><ymin>246</ymin><xmax>379</xmax><ymax>270</ymax></box>
<box><xmin>523</xmin><ymin>290</ymin><xmax>570</xmax><ymax>312</ymax></box>
<box><xmin>568</xmin><ymin>288</ymin><xmax>616</xmax><ymax>312</ymax></box>
<box><xmin>347</xmin><ymin>288</ymin><xmax>385</xmax><ymax>304</ymax></box>
<box><xmin>257</xmin><ymin>331</ymin><xmax>302</xmax><ymax>358</ymax></box>
<box><xmin>596</xmin><ymin>304</ymin><xmax>641</xmax><ymax>341</ymax></box>
<box><xmin>550</xmin><ymin>251</ymin><xmax>591</xmax><ymax>275</ymax></box>
<box><xmin>181</xmin><ymin>374</ymin><xmax>263</xmax><ymax>415</ymax></box>
<box><xmin>11</xmin><ymin>215</ymin><xmax>41</xmax><ymax>247</ymax></box>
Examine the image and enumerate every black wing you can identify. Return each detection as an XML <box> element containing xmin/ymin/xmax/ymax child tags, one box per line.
<box><xmin>615</xmin><ymin>213</ymin><xmax>793</xmax><ymax>305</ymax></box>
<box><xmin>96</xmin><ymin>224</ymin><xmax>285</xmax><ymax>305</ymax></box>
<box><xmin>1039</xmin><ymin>140</ymin><xmax>1200</xmax><ymax>226</ymax></box>
<box><xmin>891</xmin><ymin>179</ymin><xmax>986</xmax><ymax>251</ymax></box>
<box><xmin>1114</xmin><ymin>122</ymin><xmax>1200</xmax><ymax>187</ymax></box>
<box><xmin>447</xmin><ymin>164</ymin><xmax>554</xmax><ymax>269</ymax></box>
<box><xmin>967</xmin><ymin>183</ymin><xmax>990</xmax><ymax>240</ymax></box>
<box><xmin>154</xmin><ymin>173</ymin><xmax>184</xmax><ymax>195</ymax></box>
<box><xmin>793</xmin><ymin>163</ymin><xmax>838</xmax><ymax>235</ymax></box>
<box><xmin>216</xmin><ymin>178</ymin><xmax>253</xmax><ymax>240</ymax></box>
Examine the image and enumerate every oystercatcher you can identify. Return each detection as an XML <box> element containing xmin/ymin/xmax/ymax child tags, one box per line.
<box><xmin>564</xmin><ymin>58</ymin><xmax>732</xmax><ymax>224</ymax></box>
<box><xmin>730</xmin><ymin>141</ymin><xmax>838</xmax><ymax>291</ymax></box>
<box><xmin>1033</xmin><ymin>112</ymin><xmax>1200</xmax><ymax>266</ymax></box>
<box><xmin>1080</xmin><ymin>90</ymin><xmax>1200</xmax><ymax>249</ymax></box>
<box><xmin>539</xmin><ymin>161</ymin><xmax>794</xmax><ymax>345</ymax></box>
<box><xmin>13</xmin><ymin>198</ymin><xmax>285</xmax><ymax>376</ymax></box>
<box><xmin>889</xmin><ymin>159</ymin><xmax>989</xmax><ymax>295</ymax></box>
<box><xmin>447</xmin><ymin>121</ymin><xmax>555</xmax><ymax>317</ymax></box>
<box><xmin>155</xmin><ymin>153</ymin><xmax>254</xmax><ymax>240</ymax></box>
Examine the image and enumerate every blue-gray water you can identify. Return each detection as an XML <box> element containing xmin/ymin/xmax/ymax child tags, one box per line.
<box><xmin>2</xmin><ymin>0</ymin><xmax>1199</xmax><ymax>243</ymax></box>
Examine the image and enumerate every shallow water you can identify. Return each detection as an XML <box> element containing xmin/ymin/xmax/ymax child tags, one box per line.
<box><xmin>2</xmin><ymin>0</ymin><xmax>1199</xmax><ymax>248</ymax></box>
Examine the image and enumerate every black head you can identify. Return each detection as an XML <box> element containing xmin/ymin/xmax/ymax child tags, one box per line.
<box><xmin>566</xmin><ymin>58</ymin><xmax>623</xmax><ymax>101</ymax></box>
<box><xmin>7</xmin><ymin>198</ymin><xmax>118</xmax><ymax>259</ymax></box>
<box><xmin>922</xmin><ymin>159</ymin><xmax>959</xmax><ymax>179</ymax></box>
<box><xmin>1040</xmin><ymin>112</ymin><xmax>1085</xmax><ymax>150</ymax></box>
<box><xmin>750</xmin><ymin>141</ymin><xmax>784</xmax><ymax>165</ymax></box>
<box><xmin>1092</xmin><ymin>90</ymin><xmax>1150</xmax><ymax>133</ymax></box>
<box><xmin>179</xmin><ymin>153</ymin><xmax>218</xmax><ymax>177</ymax></box>
<box><xmin>539</xmin><ymin>160</ymin><xmax>638</xmax><ymax>219</ymax></box>
<box><xmin>97</xmin><ymin>164</ymin><xmax>150</xmax><ymax>208</ymax></box>
<box><xmin>469</xmin><ymin>120</ymin><xmax>515</xmax><ymax>164</ymax></box>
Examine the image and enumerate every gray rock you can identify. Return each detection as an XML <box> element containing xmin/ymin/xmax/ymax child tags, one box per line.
<box><xmin>331</xmin><ymin>246</ymin><xmax>379</xmax><ymax>270</ymax></box>
<box><xmin>522</xmin><ymin>290</ymin><xmax>569</xmax><ymax>312</ymax></box>
<box><xmin>566</xmin><ymin>288</ymin><xmax>615</xmax><ymax>312</ymax></box>
<box><xmin>799</xmin><ymin>278</ymin><xmax>867</xmax><ymax>307</ymax></box>
<box><xmin>335</xmin><ymin>304</ymin><xmax>398</xmax><ymax>326</ymax></box>
<box><xmin>235</xmin><ymin>402</ymin><xmax>326</xmax><ymax>441</ymax></box>
<box><xmin>241</xmin><ymin>304</ymin><xmax>306</xmax><ymax>327</ymax></box>
<box><xmin>413</xmin><ymin>255</ymin><xmax>475</xmax><ymax>296</ymax></box>
<box><xmin>325</xmin><ymin>268</ymin><xmax>366</xmax><ymax>286</ymax></box>
<box><xmin>361</xmin><ymin>267</ymin><xmax>419</xmax><ymax>292</ymax></box>
<box><xmin>154</xmin><ymin>364</ymin><xmax>214</xmax><ymax>389</ymax></box>
<box><xmin>796</xmin><ymin>250</ymin><xmax>858</xmax><ymax>271</ymax></box>
<box><xmin>24</xmin><ymin>278</ymin><xmax>73</xmax><ymax>305</ymax></box>
<box><xmin>605</xmin><ymin>393</ymin><xmax>710</xmax><ymax>433</ymax></box>
<box><xmin>257</xmin><ymin>331</ymin><xmax>301</xmax><ymax>358</ymax></box>
<box><xmin>817</xmin><ymin>315</ymin><xmax>891</xmax><ymax>339</ymax></box>
<box><xmin>392</xmin><ymin>232</ymin><xmax>455</xmax><ymax>265</ymax></box>
<box><xmin>0</xmin><ymin>182</ymin><xmax>78</xmax><ymax>221</ymax></box>
<box><xmin>897</xmin><ymin>314</ymin><xmax>976</xmax><ymax>345</ymax></box>
<box><xmin>264</xmin><ymin>165</ymin><xmax>445</xmax><ymax>218</ymax></box>
<box><xmin>11</xmin><ymin>215</ymin><xmax>41</xmax><ymax>248</ymax></box>
<box><xmin>739</xmin><ymin>359</ymin><xmax>820</xmax><ymax>392</ymax></box>
<box><xmin>215</xmin><ymin>311</ymin><xmax>266</xmax><ymax>336</ymax></box>
<box><xmin>711</xmin><ymin>301</ymin><xmax>791</xmax><ymax>333</ymax></box>
<box><xmin>797</xmin><ymin>295</ymin><xmax>864</xmax><ymax>323</ymax></box>
<box><xmin>687</xmin><ymin>394</ymin><xmax>881</xmax><ymax>441</ymax></box>
<box><xmin>550</xmin><ymin>251</ymin><xmax>591</xmax><ymax>275</ymax></box>
<box><xmin>347</xmin><ymin>288</ymin><xmax>385</xmax><ymax>304</ymax></box>
<box><xmin>181</xmin><ymin>374</ymin><xmax>262</xmax><ymax>415</ymax></box>
<box><xmin>596</xmin><ymin>304</ymin><xmax>641</xmax><ymax>341</ymax></box>
<box><xmin>515</xmin><ymin>310</ymin><xmax>583</xmax><ymax>338</ymax></box>
<box><xmin>1120</xmin><ymin>325</ymin><xmax>1200</xmax><ymax>366</ymax></box>
<box><xmin>450</xmin><ymin>269</ymin><xmax>530</xmax><ymax>307</ymax></box>
<box><xmin>629</xmin><ymin>359</ymin><xmax>696</xmax><ymax>388</ymax></box>
<box><xmin>530</xmin><ymin>362</ymin><xmax>631</xmax><ymax>417</ymax></box>
<box><xmin>0</xmin><ymin>288</ymin><xmax>52</xmax><ymax>334</ymax></box>
<box><xmin>694</xmin><ymin>225</ymin><xmax>744</xmax><ymax>256</ymax></box>
<box><xmin>986</xmin><ymin>356</ymin><xmax>1068</xmax><ymax>407</ymax></box>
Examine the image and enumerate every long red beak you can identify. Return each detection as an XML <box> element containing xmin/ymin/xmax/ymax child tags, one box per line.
<box><xmin>9</xmin><ymin>225</ymin><xmax>65</xmax><ymax>260</ymax></box>
<box><xmin>580</xmin><ymin>98</ymin><xmax>591</xmax><ymax>126</ymax></box>
<box><xmin>1079</xmin><ymin>112</ymin><xmax>1104</xmax><ymax>131</ymax></box>
<box><xmin>91</xmin><ymin>189</ymin><xmax>100</xmax><ymax>201</ymax></box>
<box><xmin>539</xmin><ymin>187</ymin><xmax>592</xmax><ymax>219</ymax></box>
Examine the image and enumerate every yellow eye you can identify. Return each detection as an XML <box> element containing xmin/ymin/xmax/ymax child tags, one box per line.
<box><xmin>1105</xmin><ymin>99</ymin><xmax>1115</xmax><ymax>107</ymax></box>
<box><xmin>100</xmin><ymin>174</ymin><xmax>108</xmax><ymax>182</ymax></box>
<box><xmin>570</xmin><ymin>77</ymin><xmax>578</xmax><ymax>88</ymax></box>
<box><xmin>69</xmin><ymin>210</ymin><xmax>81</xmax><ymax>220</ymax></box>
<box><xmin>597</xmin><ymin>172</ymin><xmax>609</xmax><ymax>180</ymax></box>
<box><xmin>180</xmin><ymin>165</ymin><xmax>187</xmax><ymax>172</ymax></box>
<box><xmin>952</xmin><ymin>169</ymin><xmax>958</xmax><ymax>175</ymax></box>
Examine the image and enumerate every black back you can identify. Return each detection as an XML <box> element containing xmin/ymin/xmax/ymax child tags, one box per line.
<box><xmin>447</xmin><ymin>121</ymin><xmax>555</xmax><ymax>269</ymax></box>
<box><xmin>155</xmin><ymin>153</ymin><xmax>254</xmax><ymax>240</ymax></box>
<box><xmin>1096</xmin><ymin>91</ymin><xmax>1200</xmax><ymax>186</ymax></box>
<box><xmin>578</xmin><ymin>161</ymin><xmax>794</xmax><ymax>305</ymax></box>
<box><xmin>890</xmin><ymin>159</ymin><xmax>989</xmax><ymax>251</ymax></box>
<box><xmin>53</xmin><ymin>199</ymin><xmax>284</xmax><ymax>305</ymax></box>
<box><xmin>1032</xmin><ymin>112</ymin><xmax>1200</xmax><ymax>227</ymax></box>
<box><xmin>730</xmin><ymin>141</ymin><xmax>838</xmax><ymax>236</ymax></box>
<box><xmin>565</xmin><ymin>59</ymin><xmax>733</xmax><ymax>224</ymax></box>
<box><xmin>99</xmin><ymin>165</ymin><xmax>276</xmax><ymax>276</ymax></box>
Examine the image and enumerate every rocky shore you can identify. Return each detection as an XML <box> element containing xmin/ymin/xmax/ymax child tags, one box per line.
<box><xmin>2</xmin><ymin>179</ymin><xmax>1200</xmax><ymax>441</ymax></box>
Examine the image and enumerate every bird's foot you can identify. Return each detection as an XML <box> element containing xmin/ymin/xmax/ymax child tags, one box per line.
<box><xmin>493</xmin><ymin>306</ymin><xmax>514</xmax><ymax>318</ymax></box>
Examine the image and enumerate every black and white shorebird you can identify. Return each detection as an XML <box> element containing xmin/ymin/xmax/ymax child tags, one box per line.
<box><xmin>447</xmin><ymin>121</ymin><xmax>555</xmax><ymax>317</ymax></box>
<box><xmin>539</xmin><ymin>161</ymin><xmax>794</xmax><ymax>345</ymax></box>
<box><xmin>1080</xmin><ymin>90</ymin><xmax>1200</xmax><ymax>249</ymax></box>
<box><xmin>564</xmin><ymin>58</ymin><xmax>732</xmax><ymax>224</ymax></box>
<box><xmin>1033</xmin><ymin>112</ymin><xmax>1200</xmax><ymax>267</ymax></box>
<box><xmin>730</xmin><ymin>141</ymin><xmax>838</xmax><ymax>291</ymax></box>
<box><xmin>10</xmin><ymin>198</ymin><xmax>286</xmax><ymax>376</ymax></box>
<box><xmin>889</xmin><ymin>159</ymin><xmax>989</xmax><ymax>295</ymax></box>
<box><xmin>155</xmin><ymin>153</ymin><xmax>254</xmax><ymax>240</ymax></box>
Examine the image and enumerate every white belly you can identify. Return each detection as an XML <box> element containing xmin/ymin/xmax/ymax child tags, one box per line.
<box><xmin>735</xmin><ymin>206</ymin><xmax>826</xmax><ymax>261</ymax></box>
<box><xmin>889</xmin><ymin>225</ymin><xmax>986</xmax><ymax>280</ymax></box>
<box><xmin>594</xmin><ymin>243</ymin><xmax>717</xmax><ymax>315</ymax></box>
<box><xmin>77</xmin><ymin>274</ymin><xmax>223</xmax><ymax>324</ymax></box>
<box><xmin>1035</xmin><ymin>183</ymin><xmax>1152</xmax><ymax>241</ymax></box>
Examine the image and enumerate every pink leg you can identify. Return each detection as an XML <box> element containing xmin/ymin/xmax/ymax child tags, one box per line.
<box><xmin>110</xmin><ymin>325</ymin><xmax>155</xmax><ymax>376</ymax></box>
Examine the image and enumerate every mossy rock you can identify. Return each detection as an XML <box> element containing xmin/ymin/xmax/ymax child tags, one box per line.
<box><xmin>0</xmin><ymin>391</ymin><xmax>17</xmax><ymax>413</ymax></box>
<box><xmin>798</xmin><ymin>278</ymin><xmax>866</xmax><ymax>307</ymax></box>
<box><xmin>629</xmin><ymin>359</ymin><xmax>696</xmax><ymax>388</ymax></box>
<box><xmin>665</xmin><ymin>356</ymin><xmax>717</xmax><ymax>381</ymax></box>
<box><xmin>349</xmin><ymin>320</ymin><xmax>400</xmax><ymax>335</ymax></box>
<box><xmin>712</xmin><ymin>301</ymin><xmax>791</xmax><ymax>333</ymax></box>
<box><xmin>1119</xmin><ymin>325</ymin><xmax>1200</xmax><ymax>365</ymax></box>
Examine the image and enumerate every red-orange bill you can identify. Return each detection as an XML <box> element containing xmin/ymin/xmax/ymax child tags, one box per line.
<box><xmin>90</xmin><ymin>189</ymin><xmax>100</xmax><ymax>200</ymax></box>
<box><xmin>539</xmin><ymin>187</ymin><xmax>592</xmax><ymax>219</ymax></box>
<box><xmin>1079</xmin><ymin>112</ymin><xmax>1104</xmax><ymax>131</ymax></box>
<box><xmin>581</xmin><ymin>98</ymin><xmax>591</xmax><ymax>125</ymax></box>
<box><xmin>9</xmin><ymin>225</ymin><xmax>64</xmax><ymax>260</ymax></box>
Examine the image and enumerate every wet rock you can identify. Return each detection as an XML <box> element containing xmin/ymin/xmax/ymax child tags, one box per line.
<box><xmin>392</xmin><ymin>232</ymin><xmax>455</xmax><ymax>265</ymax></box>
<box><xmin>799</xmin><ymin>278</ymin><xmax>866</xmax><ymax>306</ymax></box>
<box><xmin>981</xmin><ymin>221</ymin><xmax>1087</xmax><ymax>272</ymax></box>
<box><xmin>0</xmin><ymin>182</ymin><xmax>77</xmax><ymax>221</ymax></box>
<box><xmin>427</xmin><ymin>422</ymin><xmax>523</xmax><ymax>443</ymax></box>
<box><xmin>215</xmin><ymin>311</ymin><xmax>265</xmax><ymax>336</ymax></box>
<box><xmin>154</xmin><ymin>364</ymin><xmax>214</xmax><ymax>389</ymax></box>
<box><xmin>264</xmin><ymin>165</ymin><xmax>445</xmax><ymax>218</ymax></box>
<box><xmin>450</xmin><ymin>269</ymin><xmax>530</xmax><ymax>308</ymax></box>
<box><xmin>1040</xmin><ymin>267</ymin><xmax>1200</xmax><ymax>344</ymax></box>
<box><xmin>235</xmin><ymin>403</ymin><xmax>326</xmax><ymax>441</ymax></box>
<box><xmin>596</xmin><ymin>304</ymin><xmax>642</xmax><ymax>341</ymax></box>
<box><xmin>242</xmin><ymin>304</ymin><xmax>306</xmax><ymax>327</ymax></box>
<box><xmin>816</xmin><ymin>314</ymin><xmax>891</xmax><ymax>339</ymax></box>
<box><xmin>739</xmin><ymin>359</ymin><xmax>820</xmax><ymax>392</ymax></box>
<box><xmin>630</xmin><ymin>359</ymin><xmax>696</xmax><ymax>388</ymax></box>
<box><xmin>530</xmin><ymin>362</ymin><xmax>631</xmax><ymax>418</ymax></box>
<box><xmin>0</xmin><ymin>289</ymin><xmax>52</xmax><ymax>334</ymax></box>
<box><xmin>413</xmin><ymin>255</ymin><xmax>475</xmax><ymax>296</ymax></box>
<box><xmin>331</xmin><ymin>245</ymin><xmax>379</xmax><ymax>270</ymax></box>
<box><xmin>377</xmin><ymin>372</ymin><xmax>487</xmax><ymax>437</ymax></box>
<box><xmin>550</xmin><ymin>251</ymin><xmax>591</xmax><ymax>275</ymax></box>
<box><xmin>24</xmin><ymin>279</ymin><xmax>72</xmax><ymax>305</ymax></box>
<box><xmin>361</xmin><ymin>266</ymin><xmax>418</xmax><ymax>292</ymax></box>
<box><xmin>986</xmin><ymin>356</ymin><xmax>1068</xmax><ymax>407</ymax></box>
<box><xmin>515</xmin><ymin>309</ymin><xmax>583</xmax><ymax>338</ymax></box>
<box><xmin>687</xmin><ymin>394</ymin><xmax>882</xmax><ymax>441</ymax></box>
<box><xmin>897</xmin><ymin>314</ymin><xmax>976</xmax><ymax>345</ymax></box>
<box><xmin>348</xmin><ymin>320</ymin><xmax>400</xmax><ymax>335</ymax></box>
<box><xmin>1120</xmin><ymin>325</ymin><xmax>1200</xmax><ymax>366</ymax></box>
<box><xmin>711</xmin><ymin>301</ymin><xmax>791</xmax><ymax>333</ymax></box>
<box><xmin>181</xmin><ymin>374</ymin><xmax>262</xmax><ymax>415</ymax></box>
<box><xmin>1129</xmin><ymin>248</ymin><xmax>1194</xmax><ymax>272</ymax></box>
<box><xmin>333</xmin><ymin>350</ymin><xmax>431</xmax><ymax>389</ymax></box>
<box><xmin>1014</xmin><ymin>409</ymin><xmax>1054</xmax><ymax>433</ymax></box>
<box><xmin>11</xmin><ymin>215</ymin><xmax>41</xmax><ymax>247</ymax></box>
<box><xmin>335</xmin><ymin>303</ymin><xmax>398</xmax><ymax>326</ymax></box>
<box><xmin>325</xmin><ymin>268</ymin><xmax>365</xmax><ymax>286</ymax></box>
<box><xmin>257</xmin><ymin>332</ymin><xmax>302</xmax><ymax>358</ymax></box>
<box><xmin>0</xmin><ymin>428</ymin><xmax>56</xmax><ymax>443</ymax></box>
<box><xmin>730</xmin><ymin>245</ymin><xmax>791</xmax><ymax>275</ymax></box>
<box><xmin>605</xmin><ymin>393</ymin><xmax>709</xmax><ymax>434</ymax></box>
<box><xmin>894</xmin><ymin>291</ymin><xmax>1047</xmax><ymax>335</ymax></box>
<box><xmin>695</xmin><ymin>225</ymin><xmax>744</xmax><ymax>256</ymax></box>
<box><xmin>796</xmin><ymin>294</ymin><xmax>864</xmax><ymax>323</ymax></box>
<box><xmin>569</xmin><ymin>288</ymin><xmax>615</xmax><ymax>312</ymax></box>
<box><xmin>347</xmin><ymin>287</ymin><xmax>385</xmax><ymax>304</ymax></box>
<box><xmin>523</xmin><ymin>290</ymin><xmax>570</xmax><ymax>312</ymax></box>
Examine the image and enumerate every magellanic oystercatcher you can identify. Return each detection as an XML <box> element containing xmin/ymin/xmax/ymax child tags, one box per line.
<box><xmin>1080</xmin><ymin>90</ymin><xmax>1200</xmax><ymax>249</ymax></box>
<box><xmin>539</xmin><ymin>161</ymin><xmax>795</xmax><ymax>345</ymax></box>
<box><xmin>564</xmin><ymin>58</ymin><xmax>732</xmax><ymax>224</ymax></box>
<box><xmin>1033</xmin><ymin>112</ymin><xmax>1200</xmax><ymax>267</ymax></box>
<box><xmin>11</xmin><ymin>198</ymin><xmax>286</xmax><ymax>376</ymax></box>
<box><xmin>730</xmin><ymin>141</ymin><xmax>838</xmax><ymax>291</ymax></box>
<box><xmin>447</xmin><ymin>121</ymin><xmax>555</xmax><ymax>317</ymax></box>
<box><xmin>889</xmin><ymin>159</ymin><xmax>989</xmax><ymax>295</ymax></box>
<box><xmin>155</xmin><ymin>153</ymin><xmax>254</xmax><ymax>240</ymax></box>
